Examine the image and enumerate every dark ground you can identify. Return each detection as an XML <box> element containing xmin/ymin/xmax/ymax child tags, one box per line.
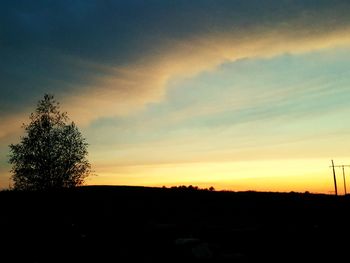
<box><xmin>1</xmin><ymin>186</ymin><xmax>350</xmax><ymax>262</ymax></box>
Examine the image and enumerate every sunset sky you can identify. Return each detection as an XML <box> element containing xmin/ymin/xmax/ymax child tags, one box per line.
<box><xmin>1</xmin><ymin>1</ymin><xmax>350</xmax><ymax>193</ymax></box>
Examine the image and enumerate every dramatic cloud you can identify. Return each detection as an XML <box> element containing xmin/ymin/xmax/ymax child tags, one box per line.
<box><xmin>2</xmin><ymin>1</ymin><xmax>350</xmax><ymax>137</ymax></box>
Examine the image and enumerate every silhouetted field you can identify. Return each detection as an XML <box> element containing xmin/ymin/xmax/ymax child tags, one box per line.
<box><xmin>1</xmin><ymin>186</ymin><xmax>350</xmax><ymax>262</ymax></box>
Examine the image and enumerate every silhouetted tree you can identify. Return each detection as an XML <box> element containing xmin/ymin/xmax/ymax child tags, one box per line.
<box><xmin>9</xmin><ymin>94</ymin><xmax>91</xmax><ymax>190</ymax></box>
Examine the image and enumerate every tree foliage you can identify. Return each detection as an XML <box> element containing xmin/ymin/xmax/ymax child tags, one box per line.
<box><xmin>9</xmin><ymin>94</ymin><xmax>91</xmax><ymax>190</ymax></box>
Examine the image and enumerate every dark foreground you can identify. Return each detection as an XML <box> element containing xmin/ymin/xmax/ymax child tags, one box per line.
<box><xmin>1</xmin><ymin>186</ymin><xmax>350</xmax><ymax>262</ymax></box>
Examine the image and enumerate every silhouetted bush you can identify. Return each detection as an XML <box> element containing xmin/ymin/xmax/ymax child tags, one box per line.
<box><xmin>169</xmin><ymin>185</ymin><xmax>215</xmax><ymax>191</ymax></box>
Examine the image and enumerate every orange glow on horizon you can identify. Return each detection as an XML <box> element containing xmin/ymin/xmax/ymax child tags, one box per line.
<box><xmin>85</xmin><ymin>158</ymin><xmax>350</xmax><ymax>194</ymax></box>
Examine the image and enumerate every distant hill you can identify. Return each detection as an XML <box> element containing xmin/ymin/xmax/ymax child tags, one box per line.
<box><xmin>1</xmin><ymin>185</ymin><xmax>350</xmax><ymax>262</ymax></box>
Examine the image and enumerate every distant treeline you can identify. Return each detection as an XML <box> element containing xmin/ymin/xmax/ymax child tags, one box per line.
<box><xmin>163</xmin><ymin>185</ymin><xmax>215</xmax><ymax>191</ymax></box>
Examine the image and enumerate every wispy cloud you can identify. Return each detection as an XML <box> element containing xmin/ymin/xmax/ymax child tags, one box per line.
<box><xmin>2</xmin><ymin>1</ymin><xmax>350</xmax><ymax>138</ymax></box>
<box><xmin>4</xmin><ymin>23</ymin><xmax>350</xmax><ymax>138</ymax></box>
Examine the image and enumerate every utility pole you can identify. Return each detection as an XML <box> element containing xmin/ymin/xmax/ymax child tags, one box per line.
<box><xmin>342</xmin><ymin>166</ymin><xmax>347</xmax><ymax>195</ymax></box>
<box><xmin>331</xmin><ymin>160</ymin><xmax>338</xmax><ymax>196</ymax></box>
<box><xmin>329</xmin><ymin>161</ymin><xmax>350</xmax><ymax>195</ymax></box>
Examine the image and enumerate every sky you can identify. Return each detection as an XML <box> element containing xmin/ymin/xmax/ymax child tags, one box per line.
<box><xmin>1</xmin><ymin>0</ymin><xmax>350</xmax><ymax>193</ymax></box>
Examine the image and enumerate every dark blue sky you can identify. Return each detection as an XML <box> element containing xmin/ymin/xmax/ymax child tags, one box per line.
<box><xmin>1</xmin><ymin>0</ymin><xmax>350</xmax><ymax>115</ymax></box>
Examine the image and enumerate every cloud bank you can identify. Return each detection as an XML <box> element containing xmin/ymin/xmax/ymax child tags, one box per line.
<box><xmin>2</xmin><ymin>0</ymin><xmax>350</xmax><ymax>139</ymax></box>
